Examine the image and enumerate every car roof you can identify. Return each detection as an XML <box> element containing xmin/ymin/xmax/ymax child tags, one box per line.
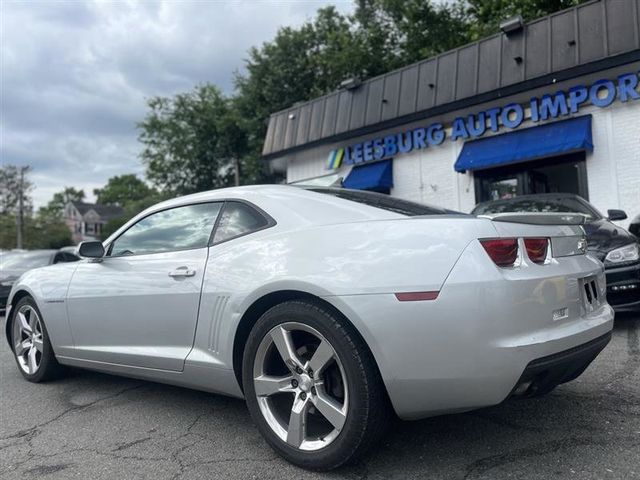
<box><xmin>103</xmin><ymin>185</ymin><xmax>407</xmax><ymax>244</ymax></box>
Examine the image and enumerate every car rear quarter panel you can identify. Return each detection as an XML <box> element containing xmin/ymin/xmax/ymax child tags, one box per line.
<box><xmin>188</xmin><ymin>216</ymin><xmax>498</xmax><ymax>372</ymax></box>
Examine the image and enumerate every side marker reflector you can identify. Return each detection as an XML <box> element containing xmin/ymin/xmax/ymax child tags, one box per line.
<box><xmin>395</xmin><ymin>291</ymin><xmax>439</xmax><ymax>302</ymax></box>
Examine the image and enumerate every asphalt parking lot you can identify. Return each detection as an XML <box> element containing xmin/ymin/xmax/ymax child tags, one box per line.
<box><xmin>0</xmin><ymin>313</ymin><xmax>638</xmax><ymax>480</ymax></box>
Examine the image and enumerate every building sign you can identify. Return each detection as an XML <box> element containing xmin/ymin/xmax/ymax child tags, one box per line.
<box><xmin>327</xmin><ymin>71</ymin><xmax>639</xmax><ymax>170</ymax></box>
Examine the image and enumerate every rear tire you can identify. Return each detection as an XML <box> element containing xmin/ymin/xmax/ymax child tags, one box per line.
<box><xmin>242</xmin><ymin>300</ymin><xmax>391</xmax><ymax>470</ymax></box>
<box><xmin>10</xmin><ymin>296</ymin><xmax>64</xmax><ymax>382</ymax></box>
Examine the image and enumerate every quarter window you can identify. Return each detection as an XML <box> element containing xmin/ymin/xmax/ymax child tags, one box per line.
<box><xmin>109</xmin><ymin>203</ymin><xmax>222</xmax><ymax>256</ymax></box>
<box><xmin>213</xmin><ymin>202</ymin><xmax>270</xmax><ymax>244</ymax></box>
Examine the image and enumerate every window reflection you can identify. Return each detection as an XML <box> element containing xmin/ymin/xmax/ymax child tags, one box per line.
<box><xmin>110</xmin><ymin>203</ymin><xmax>222</xmax><ymax>256</ymax></box>
<box><xmin>473</xmin><ymin>197</ymin><xmax>597</xmax><ymax>219</ymax></box>
<box><xmin>213</xmin><ymin>202</ymin><xmax>269</xmax><ymax>243</ymax></box>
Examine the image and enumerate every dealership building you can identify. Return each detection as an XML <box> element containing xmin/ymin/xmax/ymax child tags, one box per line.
<box><xmin>262</xmin><ymin>0</ymin><xmax>640</xmax><ymax>228</ymax></box>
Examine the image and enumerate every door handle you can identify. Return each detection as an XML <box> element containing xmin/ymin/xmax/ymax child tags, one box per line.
<box><xmin>168</xmin><ymin>267</ymin><xmax>196</xmax><ymax>278</ymax></box>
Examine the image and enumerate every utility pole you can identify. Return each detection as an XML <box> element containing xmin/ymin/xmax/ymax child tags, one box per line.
<box><xmin>16</xmin><ymin>166</ymin><xmax>28</xmax><ymax>249</ymax></box>
<box><xmin>233</xmin><ymin>158</ymin><xmax>241</xmax><ymax>186</ymax></box>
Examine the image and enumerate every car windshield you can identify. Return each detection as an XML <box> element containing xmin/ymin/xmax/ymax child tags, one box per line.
<box><xmin>473</xmin><ymin>197</ymin><xmax>600</xmax><ymax>220</ymax></box>
<box><xmin>0</xmin><ymin>251</ymin><xmax>52</xmax><ymax>270</ymax></box>
<box><xmin>309</xmin><ymin>188</ymin><xmax>459</xmax><ymax>217</ymax></box>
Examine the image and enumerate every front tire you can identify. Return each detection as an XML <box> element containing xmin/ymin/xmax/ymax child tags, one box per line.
<box><xmin>242</xmin><ymin>300</ymin><xmax>390</xmax><ymax>470</ymax></box>
<box><xmin>10</xmin><ymin>296</ymin><xmax>63</xmax><ymax>382</ymax></box>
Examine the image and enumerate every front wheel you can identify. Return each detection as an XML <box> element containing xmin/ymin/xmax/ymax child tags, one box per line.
<box><xmin>10</xmin><ymin>296</ymin><xmax>63</xmax><ymax>382</ymax></box>
<box><xmin>242</xmin><ymin>300</ymin><xmax>390</xmax><ymax>470</ymax></box>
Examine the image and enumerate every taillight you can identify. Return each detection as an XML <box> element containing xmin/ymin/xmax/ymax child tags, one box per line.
<box><xmin>524</xmin><ymin>238</ymin><xmax>549</xmax><ymax>264</ymax></box>
<box><xmin>480</xmin><ymin>238</ymin><xmax>519</xmax><ymax>267</ymax></box>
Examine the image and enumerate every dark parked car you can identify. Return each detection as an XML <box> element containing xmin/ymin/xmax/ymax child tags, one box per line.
<box><xmin>0</xmin><ymin>249</ymin><xmax>80</xmax><ymax>311</ymax></box>
<box><xmin>473</xmin><ymin>194</ymin><xmax>639</xmax><ymax>312</ymax></box>
<box><xmin>630</xmin><ymin>213</ymin><xmax>640</xmax><ymax>237</ymax></box>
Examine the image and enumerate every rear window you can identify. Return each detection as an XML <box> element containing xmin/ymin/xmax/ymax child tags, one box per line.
<box><xmin>473</xmin><ymin>197</ymin><xmax>600</xmax><ymax>219</ymax></box>
<box><xmin>308</xmin><ymin>188</ymin><xmax>457</xmax><ymax>217</ymax></box>
<box><xmin>213</xmin><ymin>201</ymin><xmax>271</xmax><ymax>243</ymax></box>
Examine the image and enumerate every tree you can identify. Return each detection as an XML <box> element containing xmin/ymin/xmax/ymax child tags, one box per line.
<box><xmin>93</xmin><ymin>174</ymin><xmax>154</xmax><ymax>206</ymax></box>
<box><xmin>27</xmin><ymin>209</ymin><xmax>73</xmax><ymax>249</ymax></box>
<box><xmin>0</xmin><ymin>164</ymin><xmax>33</xmax><ymax>216</ymax></box>
<box><xmin>0</xmin><ymin>165</ymin><xmax>33</xmax><ymax>248</ymax></box>
<box><xmin>354</xmin><ymin>0</ymin><xmax>470</xmax><ymax>65</ymax></box>
<box><xmin>138</xmin><ymin>84</ymin><xmax>242</xmax><ymax>196</ymax></box>
<box><xmin>43</xmin><ymin>187</ymin><xmax>85</xmax><ymax>216</ymax></box>
<box><xmin>234</xmin><ymin>7</ymin><xmax>380</xmax><ymax>183</ymax></box>
<box><xmin>462</xmin><ymin>0</ymin><xmax>589</xmax><ymax>39</ymax></box>
<box><xmin>0</xmin><ymin>209</ymin><xmax>72</xmax><ymax>250</ymax></box>
<box><xmin>233</xmin><ymin>3</ymin><xmax>472</xmax><ymax>183</ymax></box>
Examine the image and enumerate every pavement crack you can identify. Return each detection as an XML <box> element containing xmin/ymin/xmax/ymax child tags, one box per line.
<box><xmin>463</xmin><ymin>435</ymin><xmax>640</xmax><ymax>479</ymax></box>
<box><xmin>112</xmin><ymin>436</ymin><xmax>152</xmax><ymax>452</ymax></box>
<box><xmin>1</xmin><ymin>383</ymin><xmax>147</xmax><ymax>443</ymax></box>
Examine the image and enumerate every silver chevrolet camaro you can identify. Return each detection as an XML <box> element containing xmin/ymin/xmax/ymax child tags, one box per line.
<box><xmin>5</xmin><ymin>185</ymin><xmax>614</xmax><ymax>470</ymax></box>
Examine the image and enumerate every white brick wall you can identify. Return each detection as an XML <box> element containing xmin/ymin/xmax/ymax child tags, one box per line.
<box><xmin>286</xmin><ymin>151</ymin><xmax>330</xmax><ymax>183</ymax></box>
<box><xmin>586</xmin><ymin>101</ymin><xmax>640</xmax><ymax>230</ymax></box>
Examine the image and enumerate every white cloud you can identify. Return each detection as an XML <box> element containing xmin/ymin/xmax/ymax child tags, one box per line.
<box><xmin>1</xmin><ymin>0</ymin><xmax>354</xmax><ymax>207</ymax></box>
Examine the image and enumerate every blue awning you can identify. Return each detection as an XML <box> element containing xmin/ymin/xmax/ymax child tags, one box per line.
<box><xmin>343</xmin><ymin>159</ymin><xmax>393</xmax><ymax>192</ymax></box>
<box><xmin>454</xmin><ymin>115</ymin><xmax>593</xmax><ymax>172</ymax></box>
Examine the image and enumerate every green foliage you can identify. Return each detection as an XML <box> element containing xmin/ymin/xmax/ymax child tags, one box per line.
<box><xmin>233</xmin><ymin>6</ymin><xmax>391</xmax><ymax>183</ymax></box>
<box><xmin>28</xmin><ymin>209</ymin><xmax>73</xmax><ymax>249</ymax></box>
<box><xmin>0</xmin><ymin>165</ymin><xmax>33</xmax><ymax>216</ymax></box>
<box><xmin>463</xmin><ymin>0</ymin><xmax>589</xmax><ymax>39</ymax></box>
<box><xmin>93</xmin><ymin>174</ymin><xmax>154</xmax><ymax>206</ymax></box>
<box><xmin>0</xmin><ymin>211</ymin><xmax>72</xmax><ymax>250</ymax></box>
<box><xmin>353</xmin><ymin>0</ymin><xmax>471</xmax><ymax>66</ymax></box>
<box><xmin>138</xmin><ymin>84</ymin><xmax>243</xmax><ymax>196</ymax></box>
<box><xmin>0</xmin><ymin>214</ymin><xmax>16</xmax><ymax>249</ymax></box>
<box><xmin>42</xmin><ymin>186</ymin><xmax>85</xmax><ymax>216</ymax></box>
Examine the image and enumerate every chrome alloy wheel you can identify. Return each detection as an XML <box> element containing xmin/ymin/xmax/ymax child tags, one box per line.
<box><xmin>12</xmin><ymin>305</ymin><xmax>44</xmax><ymax>375</ymax></box>
<box><xmin>253</xmin><ymin>322</ymin><xmax>348</xmax><ymax>451</ymax></box>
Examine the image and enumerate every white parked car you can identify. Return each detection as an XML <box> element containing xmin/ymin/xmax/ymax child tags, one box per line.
<box><xmin>5</xmin><ymin>186</ymin><xmax>614</xmax><ymax>470</ymax></box>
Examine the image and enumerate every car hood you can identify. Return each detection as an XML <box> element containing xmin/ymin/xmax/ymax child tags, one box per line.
<box><xmin>583</xmin><ymin>218</ymin><xmax>637</xmax><ymax>261</ymax></box>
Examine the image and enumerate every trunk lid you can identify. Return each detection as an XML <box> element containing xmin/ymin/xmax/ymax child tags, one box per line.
<box><xmin>479</xmin><ymin>213</ymin><xmax>588</xmax><ymax>258</ymax></box>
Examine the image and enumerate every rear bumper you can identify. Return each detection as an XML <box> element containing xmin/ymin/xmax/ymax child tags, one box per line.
<box><xmin>511</xmin><ymin>331</ymin><xmax>612</xmax><ymax>397</ymax></box>
<box><xmin>605</xmin><ymin>261</ymin><xmax>640</xmax><ymax>312</ymax></box>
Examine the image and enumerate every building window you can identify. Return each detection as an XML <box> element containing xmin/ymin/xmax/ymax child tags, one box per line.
<box><xmin>474</xmin><ymin>152</ymin><xmax>588</xmax><ymax>203</ymax></box>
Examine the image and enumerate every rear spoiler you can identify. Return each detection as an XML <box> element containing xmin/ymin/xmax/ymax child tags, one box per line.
<box><xmin>478</xmin><ymin>212</ymin><xmax>587</xmax><ymax>226</ymax></box>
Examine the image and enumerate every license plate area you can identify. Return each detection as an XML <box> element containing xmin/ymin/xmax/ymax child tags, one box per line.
<box><xmin>580</xmin><ymin>276</ymin><xmax>601</xmax><ymax>313</ymax></box>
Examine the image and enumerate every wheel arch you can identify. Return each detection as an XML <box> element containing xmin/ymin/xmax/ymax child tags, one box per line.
<box><xmin>4</xmin><ymin>289</ymin><xmax>33</xmax><ymax>349</ymax></box>
<box><xmin>232</xmin><ymin>290</ymin><xmax>385</xmax><ymax>396</ymax></box>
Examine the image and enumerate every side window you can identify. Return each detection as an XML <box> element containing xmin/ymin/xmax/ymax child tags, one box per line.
<box><xmin>109</xmin><ymin>203</ymin><xmax>222</xmax><ymax>256</ymax></box>
<box><xmin>213</xmin><ymin>202</ymin><xmax>270</xmax><ymax>244</ymax></box>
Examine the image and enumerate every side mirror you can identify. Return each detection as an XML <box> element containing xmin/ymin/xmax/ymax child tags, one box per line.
<box><xmin>607</xmin><ymin>209</ymin><xmax>627</xmax><ymax>221</ymax></box>
<box><xmin>78</xmin><ymin>241</ymin><xmax>105</xmax><ymax>258</ymax></box>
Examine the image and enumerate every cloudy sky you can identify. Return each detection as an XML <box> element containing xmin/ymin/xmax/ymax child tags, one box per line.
<box><xmin>1</xmin><ymin>0</ymin><xmax>353</xmax><ymax>208</ymax></box>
